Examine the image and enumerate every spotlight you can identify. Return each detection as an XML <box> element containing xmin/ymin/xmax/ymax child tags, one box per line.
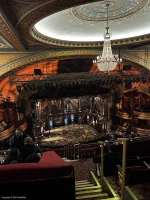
<box><xmin>142</xmin><ymin>77</ymin><xmax>146</xmax><ymax>84</ymax></box>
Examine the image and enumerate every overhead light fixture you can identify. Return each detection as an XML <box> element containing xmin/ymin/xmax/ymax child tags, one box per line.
<box><xmin>93</xmin><ymin>2</ymin><xmax>122</xmax><ymax>72</ymax></box>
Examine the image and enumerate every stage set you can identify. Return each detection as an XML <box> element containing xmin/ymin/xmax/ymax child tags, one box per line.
<box><xmin>32</xmin><ymin>96</ymin><xmax>111</xmax><ymax>146</ymax></box>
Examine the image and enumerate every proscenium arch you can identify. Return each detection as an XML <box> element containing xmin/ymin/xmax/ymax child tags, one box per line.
<box><xmin>0</xmin><ymin>50</ymin><xmax>150</xmax><ymax>78</ymax></box>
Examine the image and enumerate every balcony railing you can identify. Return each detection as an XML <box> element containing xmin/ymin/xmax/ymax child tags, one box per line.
<box><xmin>117</xmin><ymin>110</ymin><xmax>150</xmax><ymax>120</ymax></box>
<box><xmin>116</xmin><ymin>110</ymin><xmax>132</xmax><ymax>120</ymax></box>
<box><xmin>0</xmin><ymin>121</ymin><xmax>27</xmax><ymax>142</ymax></box>
<box><xmin>133</xmin><ymin>110</ymin><xmax>150</xmax><ymax>120</ymax></box>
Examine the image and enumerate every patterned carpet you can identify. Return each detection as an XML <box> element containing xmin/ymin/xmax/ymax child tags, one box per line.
<box><xmin>107</xmin><ymin>176</ymin><xmax>150</xmax><ymax>199</ymax></box>
<box><xmin>129</xmin><ymin>183</ymin><xmax>150</xmax><ymax>200</ymax></box>
<box><xmin>68</xmin><ymin>157</ymin><xmax>150</xmax><ymax>199</ymax></box>
<box><xmin>106</xmin><ymin>176</ymin><xmax>120</xmax><ymax>198</ymax></box>
<box><xmin>69</xmin><ymin>158</ymin><xmax>94</xmax><ymax>181</ymax></box>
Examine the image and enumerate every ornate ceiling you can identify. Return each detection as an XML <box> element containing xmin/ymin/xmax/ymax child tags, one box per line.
<box><xmin>0</xmin><ymin>0</ymin><xmax>150</xmax><ymax>78</ymax></box>
<box><xmin>33</xmin><ymin>0</ymin><xmax>150</xmax><ymax>46</ymax></box>
<box><xmin>0</xmin><ymin>0</ymin><xmax>149</xmax><ymax>49</ymax></box>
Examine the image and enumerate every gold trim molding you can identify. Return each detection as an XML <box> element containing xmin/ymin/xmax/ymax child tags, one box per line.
<box><xmin>133</xmin><ymin>110</ymin><xmax>150</xmax><ymax>120</ymax></box>
<box><xmin>131</xmin><ymin>126</ymin><xmax>150</xmax><ymax>134</ymax></box>
<box><xmin>0</xmin><ymin>15</ymin><xmax>25</xmax><ymax>50</ymax></box>
<box><xmin>31</xmin><ymin>26</ymin><xmax>150</xmax><ymax>47</ymax></box>
<box><xmin>17</xmin><ymin>0</ymin><xmax>150</xmax><ymax>47</ymax></box>
<box><xmin>117</xmin><ymin>110</ymin><xmax>150</xmax><ymax>120</ymax></box>
<box><xmin>0</xmin><ymin>121</ymin><xmax>27</xmax><ymax>141</ymax></box>
<box><xmin>0</xmin><ymin>50</ymin><xmax>100</xmax><ymax>76</ymax></box>
<box><xmin>117</xmin><ymin>110</ymin><xmax>132</xmax><ymax>120</ymax></box>
<box><xmin>0</xmin><ymin>50</ymin><xmax>149</xmax><ymax>77</ymax></box>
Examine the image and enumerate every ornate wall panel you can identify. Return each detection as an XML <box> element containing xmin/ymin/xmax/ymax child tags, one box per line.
<box><xmin>0</xmin><ymin>54</ymin><xmax>28</xmax><ymax>67</ymax></box>
<box><xmin>0</xmin><ymin>50</ymin><xmax>150</xmax><ymax>78</ymax></box>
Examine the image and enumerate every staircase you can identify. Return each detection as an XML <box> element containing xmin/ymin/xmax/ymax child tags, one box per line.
<box><xmin>75</xmin><ymin>179</ymin><xmax>108</xmax><ymax>200</ymax></box>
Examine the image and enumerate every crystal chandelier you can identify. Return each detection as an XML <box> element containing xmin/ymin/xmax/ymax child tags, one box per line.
<box><xmin>93</xmin><ymin>2</ymin><xmax>122</xmax><ymax>72</ymax></box>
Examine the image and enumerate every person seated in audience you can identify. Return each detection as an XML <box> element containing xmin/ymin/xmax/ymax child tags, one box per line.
<box><xmin>21</xmin><ymin>137</ymin><xmax>41</xmax><ymax>163</ymax></box>
<box><xmin>4</xmin><ymin>148</ymin><xmax>22</xmax><ymax>164</ymax></box>
<box><xmin>9</xmin><ymin>127</ymin><xmax>30</xmax><ymax>151</ymax></box>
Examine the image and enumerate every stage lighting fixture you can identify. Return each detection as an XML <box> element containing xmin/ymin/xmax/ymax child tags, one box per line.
<box><xmin>34</xmin><ymin>69</ymin><xmax>42</xmax><ymax>75</ymax></box>
<box><xmin>142</xmin><ymin>77</ymin><xmax>146</xmax><ymax>84</ymax></box>
<box><xmin>123</xmin><ymin>65</ymin><xmax>131</xmax><ymax>70</ymax></box>
<box><xmin>16</xmin><ymin>85</ymin><xmax>21</xmax><ymax>93</ymax></box>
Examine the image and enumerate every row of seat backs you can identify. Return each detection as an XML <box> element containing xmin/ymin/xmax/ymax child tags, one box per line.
<box><xmin>118</xmin><ymin>156</ymin><xmax>150</xmax><ymax>186</ymax></box>
<box><xmin>126</xmin><ymin>166</ymin><xmax>150</xmax><ymax>185</ymax></box>
<box><xmin>126</xmin><ymin>156</ymin><xmax>150</xmax><ymax>167</ymax></box>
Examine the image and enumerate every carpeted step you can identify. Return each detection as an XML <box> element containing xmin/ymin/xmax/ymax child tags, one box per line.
<box><xmin>76</xmin><ymin>183</ymin><xmax>94</xmax><ymax>188</ymax></box>
<box><xmin>76</xmin><ymin>193</ymin><xmax>108</xmax><ymax>199</ymax></box>
<box><xmin>76</xmin><ymin>189</ymin><xmax>102</xmax><ymax>195</ymax></box>
<box><xmin>76</xmin><ymin>186</ymin><xmax>100</xmax><ymax>191</ymax></box>
<box><xmin>75</xmin><ymin>181</ymin><xmax>90</xmax><ymax>185</ymax></box>
<box><xmin>76</xmin><ymin>180</ymin><xmax>90</xmax><ymax>183</ymax></box>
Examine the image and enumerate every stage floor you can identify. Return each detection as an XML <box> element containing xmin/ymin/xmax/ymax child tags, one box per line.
<box><xmin>38</xmin><ymin>124</ymin><xmax>102</xmax><ymax>146</ymax></box>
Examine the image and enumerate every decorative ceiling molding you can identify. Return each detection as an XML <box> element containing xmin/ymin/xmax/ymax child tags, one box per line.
<box><xmin>17</xmin><ymin>0</ymin><xmax>101</xmax><ymax>45</ymax></box>
<box><xmin>31</xmin><ymin>27</ymin><xmax>150</xmax><ymax>47</ymax></box>
<box><xmin>71</xmin><ymin>0</ymin><xmax>149</xmax><ymax>22</ymax></box>
<box><xmin>0</xmin><ymin>35</ymin><xmax>13</xmax><ymax>49</ymax></box>
<box><xmin>0</xmin><ymin>50</ymin><xmax>150</xmax><ymax>78</ymax></box>
<box><xmin>0</xmin><ymin>53</ymin><xmax>29</xmax><ymax>67</ymax></box>
<box><xmin>0</xmin><ymin>10</ymin><xmax>25</xmax><ymax>50</ymax></box>
<box><xmin>16</xmin><ymin>0</ymin><xmax>150</xmax><ymax>47</ymax></box>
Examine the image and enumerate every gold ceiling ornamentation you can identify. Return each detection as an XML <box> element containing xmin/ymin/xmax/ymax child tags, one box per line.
<box><xmin>17</xmin><ymin>0</ymin><xmax>95</xmax><ymax>42</ymax></box>
<box><xmin>0</xmin><ymin>37</ymin><xmax>13</xmax><ymax>49</ymax></box>
<box><xmin>17</xmin><ymin>0</ymin><xmax>150</xmax><ymax>47</ymax></box>
<box><xmin>0</xmin><ymin>50</ymin><xmax>150</xmax><ymax>78</ymax></box>
<box><xmin>0</xmin><ymin>54</ymin><xmax>27</xmax><ymax>67</ymax></box>
<box><xmin>71</xmin><ymin>0</ymin><xmax>148</xmax><ymax>23</ymax></box>
<box><xmin>31</xmin><ymin>27</ymin><xmax>150</xmax><ymax>47</ymax></box>
<box><xmin>0</xmin><ymin>15</ymin><xmax>25</xmax><ymax>50</ymax></box>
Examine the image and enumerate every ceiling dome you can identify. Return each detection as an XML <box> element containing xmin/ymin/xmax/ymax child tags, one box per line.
<box><xmin>33</xmin><ymin>0</ymin><xmax>150</xmax><ymax>43</ymax></box>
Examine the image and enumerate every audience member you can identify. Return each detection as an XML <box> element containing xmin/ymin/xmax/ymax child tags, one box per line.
<box><xmin>9</xmin><ymin>128</ymin><xmax>30</xmax><ymax>151</ymax></box>
<box><xmin>4</xmin><ymin>148</ymin><xmax>22</xmax><ymax>164</ymax></box>
<box><xmin>21</xmin><ymin>137</ymin><xmax>41</xmax><ymax>163</ymax></box>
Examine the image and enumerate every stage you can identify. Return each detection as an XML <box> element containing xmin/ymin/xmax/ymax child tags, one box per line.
<box><xmin>38</xmin><ymin>124</ymin><xmax>103</xmax><ymax>146</ymax></box>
